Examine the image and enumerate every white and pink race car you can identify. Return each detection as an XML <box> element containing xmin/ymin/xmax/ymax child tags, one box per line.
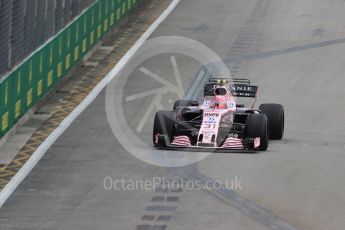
<box><xmin>153</xmin><ymin>78</ymin><xmax>284</xmax><ymax>152</ymax></box>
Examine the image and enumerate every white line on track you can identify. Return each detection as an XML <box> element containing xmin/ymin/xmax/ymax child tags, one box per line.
<box><xmin>0</xmin><ymin>0</ymin><xmax>181</xmax><ymax>208</ymax></box>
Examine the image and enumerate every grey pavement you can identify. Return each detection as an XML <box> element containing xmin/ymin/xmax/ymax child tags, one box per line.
<box><xmin>1</xmin><ymin>0</ymin><xmax>345</xmax><ymax>229</ymax></box>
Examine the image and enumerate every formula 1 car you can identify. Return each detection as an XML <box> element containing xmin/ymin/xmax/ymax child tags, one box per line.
<box><xmin>153</xmin><ymin>78</ymin><xmax>284</xmax><ymax>151</ymax></box>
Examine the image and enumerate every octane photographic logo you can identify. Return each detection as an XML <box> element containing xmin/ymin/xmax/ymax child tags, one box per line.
<box><xmin>105</xmin><ymin>36</ymin><xmax>231</xmax><ymax>167</ymax></box>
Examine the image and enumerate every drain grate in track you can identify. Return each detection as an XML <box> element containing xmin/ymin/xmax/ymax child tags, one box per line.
<box><xmin>226</xmin><ymin>0</ymin><xmax>270</xmax><ymax>76</ymax></box>
<box><xmin>136</xmin><ymin>182</ymin><xmax>183</xmax><ymax>230</ymax></box>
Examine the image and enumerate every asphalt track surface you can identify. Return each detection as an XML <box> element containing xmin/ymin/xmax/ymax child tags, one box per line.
<box><xmin>2</xmin><ymin>0</ymin><xmax>345</xmax><ymax>229</ymax></box>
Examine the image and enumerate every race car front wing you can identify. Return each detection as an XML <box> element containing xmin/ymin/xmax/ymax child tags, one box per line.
<box><xmin>156</xmin><ymin>135</ymin><xmax>260</xmax><ymax>152</ymax></box>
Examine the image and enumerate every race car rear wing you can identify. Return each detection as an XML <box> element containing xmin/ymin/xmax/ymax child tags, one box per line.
<box><xmin>229</xmin><ymin>84</ymin><xmax>258</xmax><ymax>98</ymax></box>
<box><xmin>209</xmin><ymin>78</ymin><xmax>251</xmax><ymax>85</ymax></box>
<box><xmin>208</xmin><ymin>78</ymin><xmax>258</xmax><ymax>98</ymax></box>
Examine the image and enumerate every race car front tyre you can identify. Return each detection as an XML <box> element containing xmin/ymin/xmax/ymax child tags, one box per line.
<box><xmin>245</xmin><ymin>113</ymin><xmax>269</xmax><ymax>151</ymax></box>
<box><xmin>259</xmin><ymin>103</ymin><xmax>284</xmax><ymax>140</ymax></box>
<box><xmin>173</xmin><ymin>100</ymin><xmax>199</xmax><ymax>110</ymax></box>
<box><xmin>153</xmin><ymin>110</ymin><xmax>176</xmax><ymax>147</ymax></box>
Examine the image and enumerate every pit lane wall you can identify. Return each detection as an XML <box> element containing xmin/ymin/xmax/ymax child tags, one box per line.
<box><xmin>0</xmin><ymin>0</ymin><xmax>142</xmax><ymax>138</ymax></box>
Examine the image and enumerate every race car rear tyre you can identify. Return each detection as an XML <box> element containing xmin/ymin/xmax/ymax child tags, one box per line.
<box><xmin>173</xmin><ymin>100</ymin><xmax>199</xmax><ymax>110</ymax></box>
<box><xmin>245</xmin><ymin>113</ymin><xmax>269</xmax><ymax>151</ymax></box>
<box><xmin>153</xmin><ymin>110</ymin><xmax>176</xmax><ymax>147</ymax></box>
<box><xmin>259</xmin><ymin>104</ymin><xmax>284</xmax><ymax>140</ymax></box>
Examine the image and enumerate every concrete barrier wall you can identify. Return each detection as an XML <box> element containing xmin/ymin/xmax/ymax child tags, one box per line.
<box><xmin>0</xmin><ymin>0</ymin><xmax>142</xmax><ymax>138</ymax></box>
